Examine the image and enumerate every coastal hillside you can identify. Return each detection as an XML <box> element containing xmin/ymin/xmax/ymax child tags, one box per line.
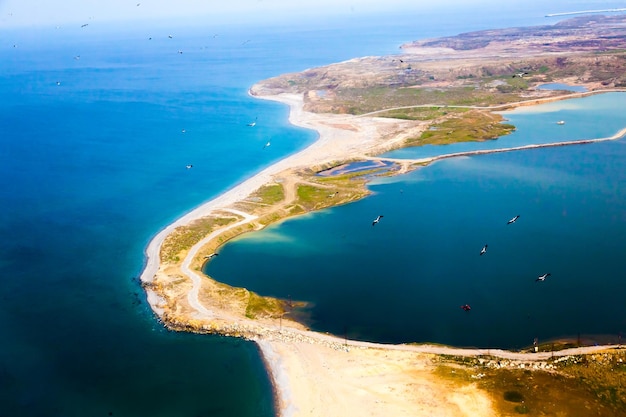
<box><xmin>251</xmin><ymin>15</ymin><xmax>626</xmax><ymax>114</ymax></box>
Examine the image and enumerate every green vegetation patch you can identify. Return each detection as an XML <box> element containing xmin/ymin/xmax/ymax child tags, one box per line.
<box><xmin>376</xmin><ymin>106</ymin><xmax>468</xmax><ymax>121</ymax></box>
<box><xmin>297</xmin><ymin>184</ymin><xmax>336</xmax><ymax>208</ymax></box>
<box><xmin>285</xmin><ymin>175</ymin><xmax>371</xmax><ymax>214</ymax></box>
<box><xmin>161</xmin><ymin>217</ymin><xmax>236</xmax><ymax>263</ymax></box>
<box><xmin>287</xmin><ymin>205</ymin><xmax>305</xmax><ymax>215</ymax></box>
<box><xmin>252</xmin><ymin>183</ymin><xmax>285</xmax><ymax>205</ymax></box>
<box><xmin>317</xmin><ymin>171</ymin><xmax>371</xmax><ymax>184</ymax></box>
<box><xmin>245</xmin><ymin>291</ymin><xmax>284</xmax><ymax>319</ymax></box>
<box><xmin>258</xmin><ymin>212</ymin><xmax>282</xmax><ymax>226</ymax></box>
<box><xmin>329</xmin><ymin>87</ymin><xmax>457</xmax><ymax>114</ymax></box>
<box><xmin>328</xmin><ymin>86</ymin><xmax>530</xmax><ymax>115</ymax></box>
<box><xmin>495</xmin><ymin>77</ymin><xmax>529</xmax><ymax>93</ymax></box>
<box><xmin>406</xmin><ymin>110</ymin><xmax>514</xmax><ymax>147</ymax></box>
<box><xmin>296</xmin><ymin>184</ymin><xmax>329</xmax><ymax>208</ymax></box>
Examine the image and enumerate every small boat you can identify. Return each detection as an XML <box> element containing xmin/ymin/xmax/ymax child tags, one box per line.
<box><xmin>556</xmin><ymin>120</ymin><xmax>565</xmax><ymax>125</ymax></box>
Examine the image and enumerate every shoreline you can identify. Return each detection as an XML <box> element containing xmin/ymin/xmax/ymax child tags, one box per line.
<box><xmin>141</xmin><ymin>88</ymin><xmax>626</xmax><ymax>311</ymax></box>
<box><xmin>139</xmin><ymin>90</ymin><xmax>427</xmax><ymax>306</ymax></box>
<box><xmin>140</xmin><ymin>90</ymin><xmax>626</xmax><ymax>417</ymax></box>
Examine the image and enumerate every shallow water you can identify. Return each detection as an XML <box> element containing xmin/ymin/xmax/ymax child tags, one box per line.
<box><xmin>379</xmin><ymin>92</ymin><xmax>626</xmax><ymax>160</ymax></box>
<box><xmin>536</xmin><ymin>82</ymin><xmax>587</xmax><ymax>92</ymax></box>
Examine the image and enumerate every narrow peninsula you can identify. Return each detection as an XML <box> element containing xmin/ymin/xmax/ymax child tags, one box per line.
<box><xmin>141</xmin><ymin>15</ymin><xmax>626</xmax><ymax>417</ymax></box>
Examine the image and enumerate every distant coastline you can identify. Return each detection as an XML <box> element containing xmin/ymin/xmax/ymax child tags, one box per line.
<box><xmin>545</xmin><ymin>8</ymin><xmax>626</xmax><ymax>17</ymax></box>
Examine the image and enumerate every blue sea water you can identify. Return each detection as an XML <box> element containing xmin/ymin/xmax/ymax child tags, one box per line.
<box><xmin>1</xmin><ymin>3</ymin><xmax>625</xmax><ymax>416</ymax></box>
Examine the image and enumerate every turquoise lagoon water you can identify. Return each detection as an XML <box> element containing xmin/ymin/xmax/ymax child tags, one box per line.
<box><xmin>2</xmin><ymin>4</ymin><xmax>625</xmax><ymax>416</ymax></box>
<box><xmin>537</xmin><ymin>82</ymin><xmax>588</xmax><ymax>92</ymax></box>
<box><xmin>380</xmin><ymin>92</ymin><xmax>626</xmax><ymax>160</ymax></box>
<box><xmin>206</xmin><ymin>92</ymin><xmax>626</xmax><ymax>348</ymax></box>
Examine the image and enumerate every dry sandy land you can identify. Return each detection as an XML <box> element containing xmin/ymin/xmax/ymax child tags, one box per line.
<box><xmin>258</xmin><ymin>340</ymin><xmax>497</xmax><ymax>417</ymax></box>
<box><xmin>255</xmin><ymin>327</ymin><xmax>620</xmax><ymax>417</ymax></box>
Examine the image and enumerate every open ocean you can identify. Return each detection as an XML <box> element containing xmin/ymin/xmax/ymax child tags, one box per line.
<box><xmin>1</xmin><ymin>3</ymin><xmax>625</xmax><ymax>416</ymax></box>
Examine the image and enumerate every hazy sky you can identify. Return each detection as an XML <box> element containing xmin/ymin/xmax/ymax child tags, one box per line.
<box><xmin>1</xmin><ymin>0</ymin><xmax>624</xmax><ymax>28</ymax></box>
<box><xmin>0</xmin><ymin>0</ymin><xmax>553</xmax><ymax>28</ymax></box>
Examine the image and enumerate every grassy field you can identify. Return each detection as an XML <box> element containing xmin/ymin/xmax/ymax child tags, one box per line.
<box><xmin>327</xmin><ymin>85</ymin><xmax>530</xmax><ymax>115</ymax></box>
<box><xmin>160</xmin><ymin>217</ymin><xmax>236</xmax><ymax>263</ymax></box>
<box><xmin>407</xmin><ymin>109</ymin><xmax>515</xmax><ymax>146</ymax></box>
<box><xmin>245</xmin><ymin>291</ymin><xmax>286</xmax><ymax>319</ymax></box>
<box><xmin>376</xmin><ymin>106</ymin><xmax>468</xmax><ymax>121</ymax></box>
<box><xmin>254</xmin><ymin>183</ymin><xmax>285</xmax><ymax>205</ymax></box>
